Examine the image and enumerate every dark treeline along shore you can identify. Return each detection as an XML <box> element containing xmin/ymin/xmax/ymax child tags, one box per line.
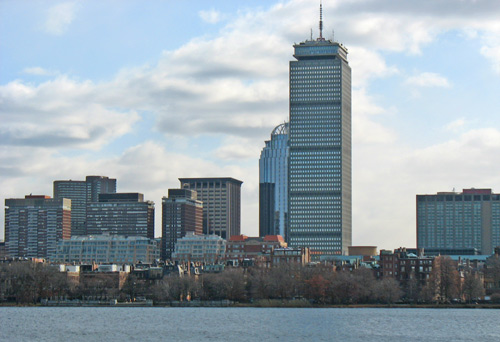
<box><xmin>1</xmin><ymin>257</ymin><xmax>500</xmax><ymax>307</ymax></box>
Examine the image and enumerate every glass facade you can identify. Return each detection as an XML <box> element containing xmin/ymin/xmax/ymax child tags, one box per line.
<box><xmin>417</xmin><ymin>189</ymin><xmax>500</xmax><ymax>255</ymax></box>
<box><xmin>288</xmin><ymin>38</ymin><xmax>352</xmax><ymax>256</ymax></box>
<box><xmin>259</xmin><ymin>122</ymin><xmax>288</xmax><ymax>238</ymax></box>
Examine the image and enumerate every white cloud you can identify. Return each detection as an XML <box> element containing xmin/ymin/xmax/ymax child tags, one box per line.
<box><xmin>199</xmin><ymin>9</ymin><xmax>223</xmax><ymax>24</ymax></box>
<box><xmin>23</xmin><ymin>67</ymin><xmax>56</xmax><ymax>76</ymax></box>
<box><xmin>44</xmin><ymin>2</ymin><xmax>79</xmax><ymax>35</ymax></box>
<box><xmin>405</xmin><ymin>72</ymin><xmax>451</xmax><ymax>87</ymax></box>
<box><xmin>445</xmin><ymin>118</ymin><xmax>466</xmax><ymax>132</ymax></box>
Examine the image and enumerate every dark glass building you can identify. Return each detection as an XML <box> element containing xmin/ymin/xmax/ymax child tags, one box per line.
<box><xmin>86</xmin><ymin>193</ymin><xmax>155</xmax><ymax>239</ymax></box>
<box><xmin>287</xmin><ymin>11</ymin><xmax>352</xmax><ymax>256</ymax></box>
<box><xmin>259</xmin><ymin>122</ymin><xmax>288</xmax><ymax>238</ymax></box>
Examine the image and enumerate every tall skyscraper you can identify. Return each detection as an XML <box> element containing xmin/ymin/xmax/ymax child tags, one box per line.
<box><xmin>162</xmin><ymin>189</ymin><xmax>203</xmax><ymax>260</ymax></box>
<box><xmin>287</xmin><ymin>6</ymin><xmax>352</xmax><ymax>256</ymax></box>
<box><xmin>53</xmin><ymin>175</ymin><xmax>116</xmax><ymax>235</ymax></box>
<box><xmin>417</xmin><ymin>188</ymin><xmax>500</xmax><ymax>255</ymax></box>
<box><xmin>86</xmin><ymin>193</ymin><xmax>155</xmax><ymax>239</ymax></box>
<box><xmin>259</xmin><ymin>122</ymin><xmax>289</xmax><ymax>238</ymax></box>
<box><xmin>179</xmin><ymin>178</ymin><xmax>243</xmax><ymax>240</ymax></box>
<box><xmin>4</xmin><ymin>195</ymin><xmax>71</xmax><ymax>259</ymax></box>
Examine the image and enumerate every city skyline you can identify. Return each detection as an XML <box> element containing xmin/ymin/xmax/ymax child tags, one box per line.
<box><xmin>1</xmin><ymin>1</ymin><xmax>500</xmax><ymax>250</ymax></box>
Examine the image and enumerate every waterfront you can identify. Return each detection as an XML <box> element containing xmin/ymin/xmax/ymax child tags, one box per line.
<box><xmin>1</xmin><ymin>307</ymin><xmax>499</xmax><ymax>342</ymax></box>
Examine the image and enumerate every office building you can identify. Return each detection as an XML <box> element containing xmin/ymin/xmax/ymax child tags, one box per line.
<box><xmin>417</xmin><ymin>188</ymin><xmax>500</xmax><ymax>255</ymax></box>
<box><xmin>86</xmin><ymin>193</ymin><xmax>155</xmax><ymax>239</ymax></box>
<box><xmin>162</xmin><ymin>189</ymin><xmax>203</xmax><ymax>260</ymax></box>
<box><xmin>179</xmin><ymin>178</ymin><xmax>242</xmax><ymax>239</ymax></box>
<box><xmin>53</xmin><ymin>175</ymin><xmax>116</xmax><ymax>235</ymax></box>
<box><xmin>287</xmin><ymin>7</ymin><xmax>352</xmax><ymax>256</ymax></box>
<box><xmin>53</xmin><ymin>234</ymin><xmax>160</xmax><ymax>264</ymax></box>
<box><xmin>4</xmin><ymin>195</ymin><xmax>71</xmax><ymax>259</ymax></box>
<box><xmin>172</xmin><ymin>232</ymin><xmax>226</xmax><ymax>263</ymax></box>
<box><xmin>259</xmin><ymin>122</ymin><xmax>289</xmax><ymax>238</ymax></box>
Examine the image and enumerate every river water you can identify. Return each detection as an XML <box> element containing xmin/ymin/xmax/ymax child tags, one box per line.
<box><xmin>1</xmin><ymin>307</ymin><xmax>499</xmax><ymax>342</ymax></box>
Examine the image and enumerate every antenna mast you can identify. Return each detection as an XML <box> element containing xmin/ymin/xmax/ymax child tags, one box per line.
<box><xmin>318</xmin><ymin>1</ymin><xmax>324</xmax><ymax>41</ymax></box>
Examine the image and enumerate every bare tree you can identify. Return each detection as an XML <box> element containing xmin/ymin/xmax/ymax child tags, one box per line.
<box><xmin>461</xmin><ymin>272</ymin><xmax>485</xmax><ymax>303</ymax></box>
<box><xmin>373</xmin><ymin>278</ymin><xmax>403</xmax><ymax>304</ymax></box>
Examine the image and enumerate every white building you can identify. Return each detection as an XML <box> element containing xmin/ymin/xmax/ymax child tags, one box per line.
<box><xmin>173</xmin><ymin>232</ymin><xmax>226</xmax><ymax>263</ymax></box>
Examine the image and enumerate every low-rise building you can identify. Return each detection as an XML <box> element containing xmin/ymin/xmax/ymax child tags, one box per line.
<box><xmin>380</xmin><ymin>247</ymin><xmax>434</xmax><ymax>286</ymax></box>
<box><xmin>271</xmin><ymin>247</ymin><xmax>310</xmax><ymax>266</ymax></box>
<box><xmin>173</xmin><ymin>232</ymin><xmax>226</xmax><ymax>263</ymax></box>
<box><xmin>53</xmin><ymin>234</ymin><xmax>160</xmax><ymax>264</ymax></box>
<box><xmin>225</xmin><ymin>235</ymin><xmax>287</xmax><ymax>264</ymax></box>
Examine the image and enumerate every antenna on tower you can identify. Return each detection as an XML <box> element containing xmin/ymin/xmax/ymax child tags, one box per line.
<box><xmin>310</xmin><ymin>28</ymin><xmax>313</xmax><ymax>41</ymax></box>
<box><xmin>318</xmin><ymin>1</ymin><xmax>324</xmax><ymax>41</ymax></box>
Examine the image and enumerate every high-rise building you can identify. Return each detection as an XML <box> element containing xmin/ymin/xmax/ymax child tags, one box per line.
<box><xmin>161</xmin><ymin>189</ymin><xmax>203</xmax><ymax>260</ymax></box>
<box><xmin>4</xmin><ymin>195</ymin><xmax>71</xmax><ymax>259</ymax></box>
<box><xmin>53</xmin><ymin>175</ymin><xmax>116</xmax><ymax>235</ymax></box>
<box><xmin>417</xmin><ymin>188</ymin><xmax>500</xmax><ymax>255</ymax></box>
<box><xmin>259</xmin><ymin>122</ymin><xmax>289</xmax><ymax>238</ymax></box>
<box><xmin>179</xmin><ymin>178</ymin><xmax>243</xmax><ymax>240</ymax></box>
<box><xmin>86</xmin><ymin>193</ymin><xmax>155</xmax><ymax>239</ymax></box>
<box><xmin>287</xmin><ymin>7</ymin><xmax>352</xmax><ymax>256</ymax></box>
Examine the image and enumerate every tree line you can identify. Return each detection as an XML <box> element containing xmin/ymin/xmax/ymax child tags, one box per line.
<box><xmin>1</xmin><ymin>255</ymin><xmax>499</xmax><ymax>305</ymax></box>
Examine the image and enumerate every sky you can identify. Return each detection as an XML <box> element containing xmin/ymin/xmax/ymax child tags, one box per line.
<box><xmin>1</xmin><ymin>0</ymin><xmax>500</xmax><ymax>250</ymax></box>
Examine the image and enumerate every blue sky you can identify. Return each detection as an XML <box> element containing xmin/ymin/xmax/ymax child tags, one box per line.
<box><xmin>1</xmin><ymin>0</ymin><xmax>500</xmax><ymax>250</ymax></box>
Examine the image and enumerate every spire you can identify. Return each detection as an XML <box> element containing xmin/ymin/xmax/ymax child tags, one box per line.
<box><xmin>318</xmin><ymin>1</ymin><xmax>325</xmax><ymax>41</ymax></box>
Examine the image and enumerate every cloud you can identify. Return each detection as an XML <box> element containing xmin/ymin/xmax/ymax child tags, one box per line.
<box><xmin>445</xmin><ymin>118</ymin><xmax>466</xmax><ymax>132</ymax></box>
<box><xmin>44</xmin><ymin>1</ymin><xmax>79</xmax><ymax>35</ymax></box>
<box><xmin>405</xmin><ymin>72</ymin><xmax>451</xmax><ymax>88</ymax></box>
<box><xmin>0</xmin><ymin>77</ymin><xmax>140</xmax><ymax>149</ymax></box>
<box><xmin>199</xmin><ymin>9</ymin><xmax>223</xmax><ymax>24</ymax></box>
<box><xmin>23</xmin><ymin>67</ymin><xmax>56</xmax><ymax>76</ymax></box>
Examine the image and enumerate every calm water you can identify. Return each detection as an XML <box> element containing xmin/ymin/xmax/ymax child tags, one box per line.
<box><xmin>0</xmin><ymin>307</ymin><xmax>499</xmax><ymax>342</ymax></box>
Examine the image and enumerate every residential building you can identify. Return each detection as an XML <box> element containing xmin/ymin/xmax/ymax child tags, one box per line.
<box><xmin>271</xmin><ymin>247</ymin><xmax>310</xmax><ymax>266</ymax></box>
<box><xmin>225</xmin><ymin>235</ymin><xmax>287</xmax><ymax>264</ymax></box>
<box><xmin>172</xmin><ymin>232</ymin><xmax>226</xmax><ymax>263</ymax></box>
<box><xmin>53</xmin><ymin>234</ymin><xmax>159</xmax><ymax>264</ymax></box>
<box><xmin>259</xmin><ymin>122</ymin><xmax>289</xmax><ymax>238</ymax></box>
<box><xmin>417</xmin><ymin>188</ymin><xmax>500</xmax><ymax>255</ymax></box>
<box><xmin>53</xmin><ymin>175</ymin><xmax>116</xmax><ymax>235</ymax></box>
<box><xmin>380</xmin><ymin>248</ymin><xmax>434</xmax><ymax>287</ymax></box>
<box><xmin>4</xmin><ymin>195</ymin><xmax>71</xmax><ymax>259</ymax></box>
<box><xmin>162</xmin><ymin>189</ymin><xmax>203</xmax><ymax>260</ymax></box>
<box><xmin>86</xmin><ymin>193</ymin><xmax>155</xmax><ymax>238</ymax></box>
<box><xmin>287</xmin><ymin>6</ymin><xmax>352</xmax><ymax>257</ymax></box>
<box><xmin>179</xmin><ymin>177</ymin><xmax>242</xmax><ymax>239</ymax></box>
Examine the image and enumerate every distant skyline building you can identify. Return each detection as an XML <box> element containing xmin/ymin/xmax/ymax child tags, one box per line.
<box><xmin>161</xmin><ymin>189</ymin><xmax>203</xmax><ymax>260</ymax></box>
<box><xmin>53</xmin><ymin>175</ymin><xmax>116</xmax><ymax>236</ymax></box>
<box><xmin>259</xmin><ymin>122</ymin><xmax>289</xmax><ymax>238</ymax></box>
<box><xmin>86</xmin><ymin>193</ymin><xmax>155</xmax><ymax>239</ymax></box>
<box><xmin>173</xmin><ymin>232</ymin><xmax>226</xmax><ymax>263</ymax></box>
<box><xmin>417</xmin><ymin>188</ymin><xmax>500</xmax><ymax>255</ymax></box>
<box><xmin>287</xmin><ymin>6</ymin><xmax>352</xmax><ymax>256</ymax></box>
<box><xmin>179</xmin><ymin>178</ymin><xmax>242</xmax><ymax>240</ymax></box>
<box><xmin>4</xmin><ymin>195</ymin><xmax>71</xmax><ymax>259</ymax></box>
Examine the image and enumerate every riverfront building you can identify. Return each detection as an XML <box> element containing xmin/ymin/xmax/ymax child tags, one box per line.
<box><xmin>53</xmin><ymin>175</ymin><xmax>116</xmax><ymax>236</ymax></box>
<box><xmin>86</xmin><ymin>193</ymin><xmax>155</xmax><ymax>239</ymax></box>
<box><xmin>287</xmin><ymin>7</ymin><xmax>352</xmax><ymax>257</ymax></box>
<box><xmin>4</xmin><ymin>195</ymin><xmax>71</xmax><ymax>259</ymax></box>
<box><xmin>179</xmin><ymin>178</ymin><xmax>242</xmax><ymax>240</ymax></box>
<box><xmin>161</xmin><ymin>189</ymin><xmax>203</xmax><ymax>260</ymax></box>
<box><xmin>417</xmin><ymin>188</ymin><xmax>500</xmax><ymax>255</ymax></box>
<box><xmin>259</xmin><ymin>122</ymin><xmax>289</xmax><ymax>238</ymax></box>
<box><xmin>53</xmin><ymin>234</ymin><xmax>159</xmax><ymax>264</ymax></box>
<box><xmin>172</xmin><ymin>232</ymin><xmax>226</xmax><ymax>263</ymax></box>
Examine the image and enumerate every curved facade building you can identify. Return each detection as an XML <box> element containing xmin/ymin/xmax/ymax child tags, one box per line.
<box><xmin>259</xmin><ymin>122</ymin><xmax>289</xmax><ymax>238</ymax></box>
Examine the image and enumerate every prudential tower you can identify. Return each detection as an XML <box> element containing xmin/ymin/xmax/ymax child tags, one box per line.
<box><xmin>288</xmin><ymin>4</ymin><xmax>351</xmax><ymax>257</ymax></box>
